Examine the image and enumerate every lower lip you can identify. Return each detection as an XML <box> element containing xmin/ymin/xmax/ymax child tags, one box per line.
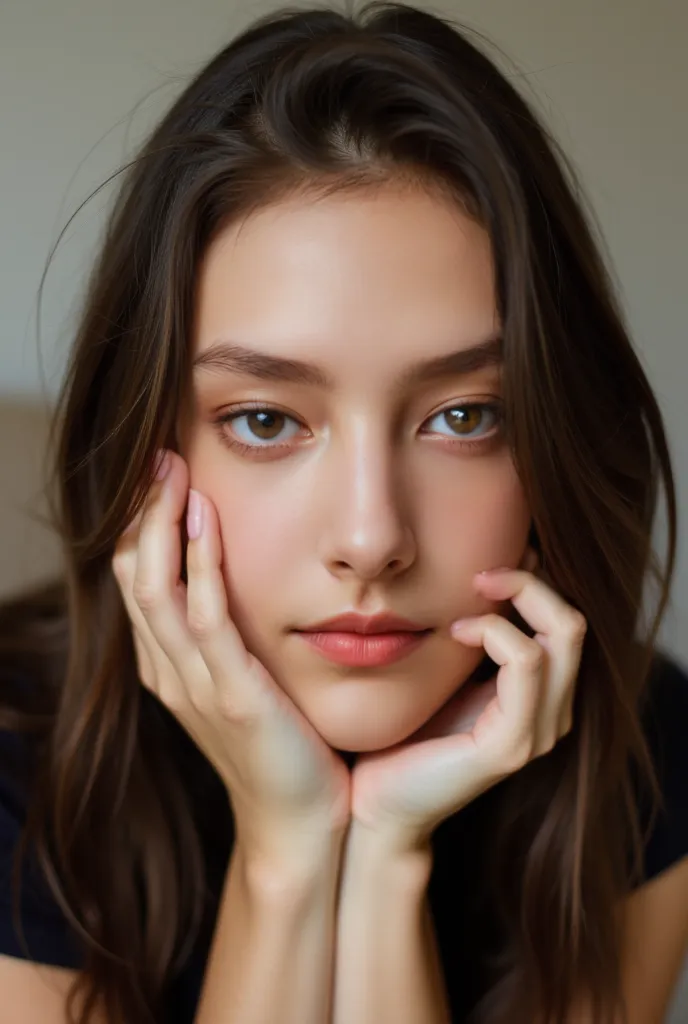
<box><xmin>295</xmin><ymin>630</ymin><xmax>432</xmax><ymax>667</ymax></box>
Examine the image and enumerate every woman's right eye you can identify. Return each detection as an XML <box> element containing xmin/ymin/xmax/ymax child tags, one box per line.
<box><xmin>212</xmin><ymin>405</ymin><xmax>303</xmax><ymax>456</ymax></box>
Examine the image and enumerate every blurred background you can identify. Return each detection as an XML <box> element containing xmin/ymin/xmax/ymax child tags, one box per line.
<box><xmin>0</xmin><ymin>2</ymin><xmax>686</xmax><ymax>1017</ymax></box>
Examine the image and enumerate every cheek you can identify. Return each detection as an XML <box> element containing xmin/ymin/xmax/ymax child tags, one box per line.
<box><xmin>426</xmin><ymin>459</ymin><xmax>531</xmax><ymax>575</ymax></box>
<box><xmin>183</xmin><ymin>441</ymin><xmax>296</xmax><ymax>626</ymax></box>
<box><xmin>209</xmin><ymin>483</ymin><xmax>297</xmax><ymax>642</ymax></box>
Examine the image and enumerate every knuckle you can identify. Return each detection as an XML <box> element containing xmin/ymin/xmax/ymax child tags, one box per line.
<box><xmin>139</xmin><ymin>670</ymin><xmax>155</xmax><ymax>689</ymax></box>
<box><xmin>506</xmin><ymin>735</ymin><xmax>535</xmax><ymax>771</ymax></box>
<box><xmin>217</xmin><ymin>692</ymin><xmax>259</xmax><ymax>726</ymax></box>
<box><xmin>187</xmin><ymin>607</ymin><xmax>223</xmax><ymax>642</ymax></box>
<box><xmin>515</xmin><ymin>640</ymin><xmax>544</xmax><ymax>671</ymax></box>
<box><xmin>138</xmin><ymin>667</ymin><xmax>157</xmax><ymax>691</ymax></box>
<box><xmin>540</xmin><ymin>732</ymin><xmax>558</xmax><ymax>755</ymax></box>
<box><xmin>158</xmin><ymin>683</ymin><xmax>187</xmax><ymax>715</ymax></box>
<box><xmin>184</xmin><ymin>676</ymin><xmax>214</xmax><ymax>716</ymax></box>
<box><xmin>508</xmin><ymin>749</ymin><xmax>529</xmax><ymax>773</ymax></box>
<box><xmin>187</xmin><ymin>690</ymin><xmax>212</xmax><ymax>716</ymax></box>
<box><xmin>135</xmin><ymin>661</ymin><xmax>158</xmax><ymax>690</ymax></box>
<box><xmin>110</xmin><ymin>550</ymin><xmax>129</xmax><ymax>584</ymax></box>
<box><xmin>132</xmin><ymin>578</ymin><xmax>163</xmax><ymax>613</ymax></box>
<box><xmin>566</xmin><ymin>611</ymin><xmax>588</xmax><ymax>644</ymax></box>
<box><xmin>137</xmin><ymin>663</ymin><xmax>157</xmax><ymax>690</ymax></box>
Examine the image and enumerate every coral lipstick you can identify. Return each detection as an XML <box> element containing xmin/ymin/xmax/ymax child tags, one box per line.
<box><xmin>296</xmin><ymin>629</ymin><xmax>432</xmax><ymax>667</ymax></box>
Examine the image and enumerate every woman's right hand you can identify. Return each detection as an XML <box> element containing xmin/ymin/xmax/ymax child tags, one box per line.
<box><xmin>111</xmin><ymin>448</ymin><xmax>352</xmax><ymax>871</ymax></box>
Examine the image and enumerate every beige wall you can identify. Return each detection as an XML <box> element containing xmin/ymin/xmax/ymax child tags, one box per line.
<box><xmin>0</xmin><ymin>400</ymin><xmax>62</xmax><ymax>599</ymax></box>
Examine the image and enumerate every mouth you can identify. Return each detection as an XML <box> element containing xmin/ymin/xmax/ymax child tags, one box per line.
<box><xmin>294</xmin><ymin>628</ymin><xmax>434</xmax><ymax>668</ymax></box>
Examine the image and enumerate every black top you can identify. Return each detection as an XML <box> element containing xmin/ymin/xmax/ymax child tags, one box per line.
<box><xmin>1</xmin><ymin>651</ymin><xmax>687</xmax><ymax>1023</ymax></box>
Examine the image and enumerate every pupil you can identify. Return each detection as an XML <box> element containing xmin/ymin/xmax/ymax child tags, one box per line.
<box><xmin>250</xmin><ymin>410</ymin><xmax>282</xmax><ymax>438</ymax></box>
<box><xmin>446</xmin><ymin>407</ymin><xmax>479</xmax><ymax>434</ymax></box>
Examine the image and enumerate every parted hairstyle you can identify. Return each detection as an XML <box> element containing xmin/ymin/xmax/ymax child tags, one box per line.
<box><xmin>0</xmin><ymin>3</ymin><xmax>677</xmax><ymax>1022</ymax></box>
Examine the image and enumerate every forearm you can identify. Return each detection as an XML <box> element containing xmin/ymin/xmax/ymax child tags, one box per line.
<box><xmin>332</xmin><ymin>824</ymin><xmax>451</xmax><ymax>1024</ymax></box>
<box><xmin>194</xmin><ymin>831</ymin><xmax>346</xmax><ymax>1024</ymax></box>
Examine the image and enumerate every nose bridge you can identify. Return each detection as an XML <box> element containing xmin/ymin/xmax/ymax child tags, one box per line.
<box><xmin>322</xmin><ymin>417</ymin><xmax>415</xmax><ymax>578</ymax></box>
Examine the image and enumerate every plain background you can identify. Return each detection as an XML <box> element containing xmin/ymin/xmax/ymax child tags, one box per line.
<box><xmin>0</xmin><ymin>1</ymin><xmax>686</xmax><ymax>1019</ymax></box>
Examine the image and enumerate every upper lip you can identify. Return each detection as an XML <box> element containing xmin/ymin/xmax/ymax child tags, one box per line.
<box><xmin>296</xmin><ymin>612</ymin><xmax>431</xmax><ymax>634</ymax></box>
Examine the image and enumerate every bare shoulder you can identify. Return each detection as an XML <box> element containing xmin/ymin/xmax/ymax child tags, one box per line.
<box><xmin>0</xmin><ymin>955</ymin><xmax>107</xmax><ymax>1023</ymax></box>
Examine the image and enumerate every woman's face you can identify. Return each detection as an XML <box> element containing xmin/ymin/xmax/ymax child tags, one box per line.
<box><xmin>179</xmin><ymin>185</ymin><xmax>531</xmax><ymax>752</ymax></box>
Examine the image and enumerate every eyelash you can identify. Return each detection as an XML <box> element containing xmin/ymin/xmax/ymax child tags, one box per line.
<box><xmin>212</xmin><ymin>400</ymin><xmax>505</xmax><ymax>458</ymax></box>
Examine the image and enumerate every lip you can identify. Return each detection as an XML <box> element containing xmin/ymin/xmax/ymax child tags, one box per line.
<box><xmin>296</xmin><ymin>611</ymin><xmax>429</xmax><ymax>634</ymax></box>
<box><xmin>296</xmin><ymin>629</ymin><xmax>432</xmax><ymax>667</ymax></box>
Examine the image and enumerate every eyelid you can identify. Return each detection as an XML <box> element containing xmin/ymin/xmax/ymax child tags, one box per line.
<box><xmin>216</xmin><ymin>394</ymin><xmax>503</xmax><ymax>421</ymax></box>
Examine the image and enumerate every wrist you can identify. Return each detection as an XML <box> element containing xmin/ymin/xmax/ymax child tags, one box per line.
<box><xmin>344</xmin><ymin>819</ymin><xmax>434</xmax><ymax>886</ymax></box>
<box><xmin>236</xmin><ymin>822</ymin><xmax>348</xmax><ymax>897</ymax></box>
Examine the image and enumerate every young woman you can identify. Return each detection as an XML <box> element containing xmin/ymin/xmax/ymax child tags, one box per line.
<box><xmin>1</xmin><ymin>3</ymin><xmax>686</xmax><ymax>1022</ymax></box>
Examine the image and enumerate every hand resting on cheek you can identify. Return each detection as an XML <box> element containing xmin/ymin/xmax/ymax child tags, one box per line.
<box><xmin>347</xmin><ymin>552</ymin><xmax>588</xmax><ymax>857</ymax></box>
<box><xmin>111</xmin><ymin>448</ymin><xmax>353</xmax><ymax>869</ymax></box>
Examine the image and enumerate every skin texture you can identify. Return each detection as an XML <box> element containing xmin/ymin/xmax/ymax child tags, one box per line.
<box><xmin>178</xmin><ymin>185</ymin><xmax>532</xmax><ymax>753</ymax></box>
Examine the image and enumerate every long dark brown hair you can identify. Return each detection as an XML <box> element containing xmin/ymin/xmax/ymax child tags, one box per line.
<box><xmin>0</xmin><ymin>3</ymin><xmax>677</xmax><ymax>1022</ymax></box>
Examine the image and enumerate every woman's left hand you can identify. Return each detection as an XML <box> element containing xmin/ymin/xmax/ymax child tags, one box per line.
<box><xmin>348</xmin><ymin>550</ymin><xmax>588</xmax><ymax>854</ymax></box>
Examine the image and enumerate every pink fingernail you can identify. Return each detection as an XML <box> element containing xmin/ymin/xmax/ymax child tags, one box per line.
<box><xmin>187</xmin><ymin>489</ymin><xmax>203</xmax><ymax>540</ymax></box>
<box><xmin>451</xmin><ymin>618</ymin><xmax>475</xmax><ymax>633</ymax></box>
<box><xmin>477</xmin><ymin>566</ymin><xmax>512</xmax><ymax>577</ymax></box>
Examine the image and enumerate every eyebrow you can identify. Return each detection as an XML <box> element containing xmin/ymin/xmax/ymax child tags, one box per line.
<box><xmin>192</xmin><ymin>333</ymin><xmax>503</xmax><ymax>389</ymax></box>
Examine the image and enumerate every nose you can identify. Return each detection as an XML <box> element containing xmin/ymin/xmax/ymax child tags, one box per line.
<box><xmin>318</xmin><ymin>431</ymin><xmax>417</xmax><ymax>583</ymax></box>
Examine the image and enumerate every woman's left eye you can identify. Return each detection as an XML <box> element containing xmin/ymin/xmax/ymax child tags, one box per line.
<box><xmin>422</xmin><ymin>403</ymin><xmax>503</xmax><ymax>446</ymax></box>
<box><xmin>212</xmin><ymin>401</ymin><xmax>504</xmax><ymax>456</ymax></box>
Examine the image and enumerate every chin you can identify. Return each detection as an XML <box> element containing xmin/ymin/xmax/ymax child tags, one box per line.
<box><xmin>314</xmin><ymin>713</ymin><xmax>419</xmax><ymax>754</ymax></box>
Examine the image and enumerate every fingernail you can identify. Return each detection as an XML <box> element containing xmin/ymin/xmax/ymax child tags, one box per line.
<box><xmin>451</xmin><ymin>617</ymin><xmax>476</xmax><ymax>633</ymax></box>
<box><xmin>477</xmin><ymin>566</ymin><xmax>512</xmax><ymax>577</ymax></box>
<box><xmin>154</xmin><ymin>449</ymin><xmax>170</xmax><ymax>481</ymax></box>
<box><xmin>187</xmin><ymin>489</ymin><xmax>203</xmax><ymax>540</ymax></box>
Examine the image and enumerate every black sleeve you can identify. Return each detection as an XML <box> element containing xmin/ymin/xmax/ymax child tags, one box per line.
<box><xmin>635</xmin><ymin>651</ymin><xmax>688</xmax><ymax>886</ymax></box>
<box><xmin>0</xmin><ymin>729</ymin><xmax>84</xmax><ymax>969</ymax></box>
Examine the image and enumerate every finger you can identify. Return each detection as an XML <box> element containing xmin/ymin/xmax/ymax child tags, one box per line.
<box><xmin>474</xmin><ymin>567</ymin><xmax>583</xmax><ymax>642</ymax></box>
<box><xmin>185</xmin><ymin>488</ymin><xmax>271</xmax><ymax>716</ymax></box>
<box><xmin>451</xmin><ymin>613</ymin><xmax>545</xmax><ymax>766</ymax></box>
<box><xmin>134</xmin><ymin>450</ymin><xmax>210</xmax><ymax>685</ymax></box>
<box><xmin>112</xmin><ymin>510</ymin><xmax>186</xmax><ymax>702</ymax></box>
<box><xmin>474</xmin><ymin>569</ymin><xmax>586</xmax><ymax>741</ymax></box>
<box><xmin>410</xmin><ymin>678</ymin><xmax>497</xmax><ymax>743</ymax></box>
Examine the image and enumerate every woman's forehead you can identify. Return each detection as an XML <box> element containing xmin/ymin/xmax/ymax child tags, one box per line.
<box><xmin>190</xmin><ymin>189</ymin><xmax>498</xmax><ymax>384</ymax></box>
